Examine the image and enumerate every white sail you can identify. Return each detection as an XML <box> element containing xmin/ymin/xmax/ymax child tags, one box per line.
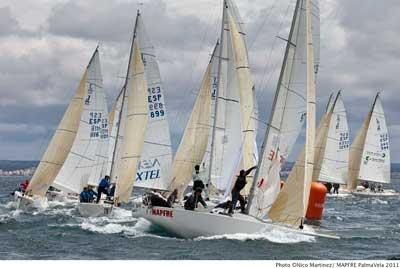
<box><xmin>112</xmin><ymin>41</ymin><xmax>149</xmax><ymax>204</ymax></box>
<box><xmin>27</xmin><ymin>67</ymin><xmax>88</xmax><ymax>196</ymax></box>
<box><xmin>315</xmin><ymin>92</ymin><xmax>349</xmax><ymax>184</ymax></box>
<box><xmin>348</xmin><ymin>108</ymin><xmax>370</xmax><ymax>190</ymax></box>
<box><xmin>268</xmin><ymin>0</ymin><xmax>317</xmax><ymax>227</ymax></box>
<box><xmin>358</xmin><ymin>95</ymin><xmax>390</xmax><ymax>184</ymax></box>
<box><xmin>248</xmin><ymin>0</ymin><xmax>320</xmax><ymax>219</ymax></box>
<box><xmin>228</xmin><ymin>12</ymin><xmax>257</xmax><ymax>194</ymax></box>
<box><xmin>168</xmin><ymin>64</ymin><xmax>212</xmax><ymax>195</ymax></box>
<box><xmin>210</xmin><ymin>0</ymin><xmax>254</xmax><ymax>192</ymax></box>
<box><xmin>52</xmin><ymin>48</ymin><xmax>109</xmax><ymax>194</ymax></box>
<box><xmin>134</xmin><ymin>12</ymin><xmax>173</xmax><ymax>191</ymax></box>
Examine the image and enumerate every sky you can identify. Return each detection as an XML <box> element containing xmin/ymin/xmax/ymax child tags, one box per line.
<box><xmin>0</xmin><ymin>0</ymin><xmax>399</xmax><ymax>162</ymax></box>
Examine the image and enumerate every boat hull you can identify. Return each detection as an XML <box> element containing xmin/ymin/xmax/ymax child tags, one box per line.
<box><xmin>77</xmin><ymin>202</ymin><xmax>113</xmax><ymax>217</ymax></box>
<box><xmin>132</xmin><ymin>205</ymin><xmax>339</xmax><ymax>239</ymax></box>
<box><xmin>352</xmin><ymin>189</ymin><xmax>399</xmax><ymax>197</ymax></box>
<box><xmin>14</xmin><ymin>191</ymin><xmax>48</xmax><ymax>210</ymax></box>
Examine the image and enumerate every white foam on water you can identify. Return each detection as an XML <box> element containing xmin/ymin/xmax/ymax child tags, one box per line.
<box><xmin>372</xmin><ymin>199</ymin><xmax>388</xmax><ymax>205</ymax></box>
<box><xmin>195</xmin><ymin>226</ymin><xmax>316</xmax><ymax>244</ymax></box>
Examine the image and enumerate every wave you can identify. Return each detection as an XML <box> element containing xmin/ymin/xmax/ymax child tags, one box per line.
<box><xmin>195</xmin><ymin>227</ymin><xmax>316</xmax><ymax>244</ymax></box>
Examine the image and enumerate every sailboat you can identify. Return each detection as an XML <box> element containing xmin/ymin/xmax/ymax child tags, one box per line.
<box><xmin>312</xmin><ymin>91</ymin><xmax>350</xmax><ymax>196</ymax></box>
<box><xmin>50</xmin><ymin>48</ymin><xmax>109</xmax><ymax>201</ymax></box>
<box><xmin>168</xmin><ymin>0</ymin><xmax>258</xmax><ymax>199</ymax></box>
<box><xmin>105</xmin><ymin>10</ymin><xmax>173</xmax><ymax>200</ymax></box>
<box><xmin>15</xmin><ymin>47</ymin><xmax>108</xmax><ymax>209</ymax></box>
<box><xmin>77</xmin><ymin>11</ymin><xmax>149</xmax><ymax>217</ymax></box>
<box><xmin>133</xmin><ymin>0</ymin><xmax>338</xmax><ymax>239</ymax></box>
<box><xmin>348</xmin><ymin>93</ymin><xmax>398</xmax><ymax>197</ymax></box>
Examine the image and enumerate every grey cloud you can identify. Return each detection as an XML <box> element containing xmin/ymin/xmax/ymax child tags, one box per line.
<box><xmin>1</xmin><ymin>0</ymin><xmax>400</xmax><ymax>163</ymax></box>
<box><xmin>0</xmin><ymin>7</ymin><xmax>20</xmax><ymax>36</ymax></box>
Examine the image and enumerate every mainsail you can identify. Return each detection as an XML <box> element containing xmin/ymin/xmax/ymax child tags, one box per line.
<box><xmin>27</xmin><ymin>61</ymin><xmax>89</xmax><ymax>196</ymax></box>
<box><xmin>111</xmin><ymin>37</ymin><xmax>149</xmax><ymax>204</ymax></box>
<box><xmin>209</xmin><ymin>0</ymin><xmax>257</xmax><ymax>193</ymax></box>
<box><xmin>134</xmin><ymin>12</ymin><xmax>173</xmax><ymax>191</ymax></box>
<box><xmin>168</xmin><ymin>62</ymin><xmax>212</xmax><ymax>196</ymax></box>
<box><xmin>313</xmin><ymin>91</ymin><xmax>349</xmax><ymax>184</ymax></box>
<box><xmin>268</xmin><ymin>0</ymin><xmax>317</xmax><ymax>227</ymax></box>
<box><xmin>52</xmin><ymin>48</ymin><xmax>109</xmax><ymax>194</ymax></box>
<box><xmin>348</xmin><ymin>94</ymin><xmax>390</xmax><ymax>189</ymax></box>
<box><xmin>248</xmin><ymin>0</ymin><xmax>320</xmax><ymax>219</ymax></box>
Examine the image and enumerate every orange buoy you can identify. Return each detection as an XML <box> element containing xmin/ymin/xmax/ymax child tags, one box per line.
<box><xmin>306</xmin><ymin>182</ymin><xmax>327</xmax><ymax>221</ymax></box>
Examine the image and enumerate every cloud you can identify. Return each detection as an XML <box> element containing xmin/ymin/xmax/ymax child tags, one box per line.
<box><xmin>0</xmin><ymin>7</ymin><xmax>20</xmax><ymax>36</ymax></box>
<box><xmin>0</xmin><ymin>0</ymin><xmax>399</xmax><ymax>164</ymax></box>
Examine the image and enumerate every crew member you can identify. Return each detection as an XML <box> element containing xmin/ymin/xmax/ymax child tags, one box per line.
<box><xmin>228</xmin><ymin>166</ymin><xmax>257</xmax><ymax>215</ymax></box>
<box><xmin>97</xmin><ymin>175</ymin><xmax>110</xmax><ymax>203</ymax></box>
<box><xmin>332</xmin><ymin>183</ymin><xmax>340</xmax><ymax>194</ymax></box>
<box><xmin>184</xmin><ymin>189</ymin><xmax>207</xmax><ymax>211</ymax></box>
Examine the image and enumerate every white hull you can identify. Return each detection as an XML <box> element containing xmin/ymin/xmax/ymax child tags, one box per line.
<box><xmin>132</xmin><ymin>205</ymin><xmax>339</xmax><ymax>240</ymax></box>
<box><xmin>327</xmin><ymin>189</ymin><xmax>351</xmax><ymax>198</ymax></box>
<box><xmin>352</xmin><ymin>189</ymin><xmax>399</xmax><ymax>197</ymax></box>
<box><xmin>77</xmin><ymin>202</ymin><xmax>113</xmax><ymax>217</ymax></box>
<box><xmin>14</xmin><ymin>191</ymin><xmax>48</xmax><ymax>210</ymax></box>
<box><xmin>46</xmin><ymin>190</ymin><xmax>79</xmax><ymax>202</ymax></box>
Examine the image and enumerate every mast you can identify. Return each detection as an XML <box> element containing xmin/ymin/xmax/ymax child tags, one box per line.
<box><xmin>246</xmin><ymin>0</ymin><xmax>302</xmax><ymax>214</ymax></box>
<box><xmin>303</xmin><ymin>0</ymin><xmax>316</xmax><ymax>224</ymax></box>
<box><xmin>110</xmin><ymin>10</ymin><xmax>140</xmax><ymax>178</ymax></box>
<box><xmin>208</xmin><ymin>0</ymin><xmax>226</xmax><ymax>185</ymax></box>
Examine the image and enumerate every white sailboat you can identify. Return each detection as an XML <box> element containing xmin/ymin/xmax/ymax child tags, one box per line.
<box><xmin>348</xmin><ymin>93</ymin><xmax>397</xmax><ymax>197</ymax></box>
<box><xmin>106</xmin><ymin>11</ymin><xmax>173</xmax><ymax>195</ymax></box>
<box><xmin>50</xmin><ymin>48</ymin><xmax>109</xmax><ymax>201</ymax></box>
<box><xmin>15</xmin><ymin>48</ymin><xmax>106</xmax><ymax>209</ymax></box>
<box><xmin>133</xmin><ymin>0</ymin><xmax>338</xmax><ymax>240</ymax></box>
<box><xmin>78</xmin><ymin>11</ymin><xmax>149</xmax><ymax>217</ymax></box>
<box><xmin>313</xmin><ymin>91</ymin><xmax>350</xmax><ymax>196</ymax></box>
<box><xmin>247</xmin><ymin>0</ymin><xmax>320</xmax><ymax>220</ymax></box>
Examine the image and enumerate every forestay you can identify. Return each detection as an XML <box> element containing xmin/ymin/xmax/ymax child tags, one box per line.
<box><xmin>27</xmin><ymin>65</ymin><xmax>88</xmax><ymax>196</ymax></box>
<box><xmin>358</xmin><ymin>95</ymin><xmax>390</xmax><ymax>184</ymax></box>
<box><xmin>134</xmin><ymin>12</ymin><xmax>173</xmax><ymax>191</ymax></box>
<box><xmin>248</xmin><ymin>0</ymin><xmax>320</xmax><ymax>219</ymax></box>
<box><xmin>53</xmin><ymin>49</ymin><xmax>109</xmax><ymax>194</ymax></box>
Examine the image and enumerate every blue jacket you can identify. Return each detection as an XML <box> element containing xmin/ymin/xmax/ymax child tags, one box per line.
<box><xmin>80</xmin><ymin>190</ymin><xmax>98</xmax><ymax>203</ymax></box>
<box><xmin>99</xmin><ymin>178</ymin><xmax>110</xmax><ymax>189</ymax></box>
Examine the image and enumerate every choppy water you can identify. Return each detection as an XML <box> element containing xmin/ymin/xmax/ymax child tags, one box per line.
<box><xmin>0</xmin><ymin>174</ymin><xmax>399</xmax><ymax>260</ymax></box>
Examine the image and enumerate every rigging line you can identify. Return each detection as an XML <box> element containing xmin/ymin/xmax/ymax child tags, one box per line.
<box><xmin>247</xmin><ymin>0</ymin><xmax>280</xmax><ymax>49</ymax></box>
<box><xmin>254</xmin><ymin>0</ymin><xmax>294</xmax><ymax>104</ymax></box>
